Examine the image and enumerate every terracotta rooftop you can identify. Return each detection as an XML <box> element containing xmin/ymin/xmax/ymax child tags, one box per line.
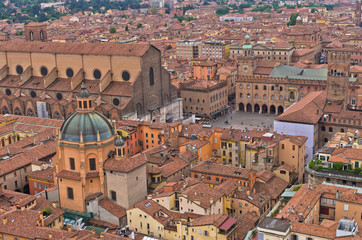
<box><xmin>56</xmin><ymin>169</ymin><xmax>82</xmax><ymax>181</ymax></box>
<box><xmin>133</xmin><ymin>199</ymin><xmax>174</xmax><ymax>226</ymax></box>
<box><xmin>280</xmin><ymin>184</ymin><xmax>324</xmax><ymax>222</ymax></box>
<box><xmin>99</xmin><ymin>199</ymin><xmax>127</xmax><ymax>219</ymax></box>
<box><xmin>181</xmin><ymin>182</ymin><xmax>223</xmax><ymax>209</ymax></box>
<box><xmin>276</xmin><ymin>91</ymin><xmax>325</xmax><ymax>124</ymax></box>
<box><xmin>27</xmin><ymin>167</ymin><xmax>54</xmax><ymax>182</ymax></box>
<box><xmin>104</xmin><ymin>153</ymin><xmax>146</xmax><ymax>173</ymax></box>
<box><xmin>191</xmin><ymin>160</ymin><xmax>253</xmax><ymax>180</ymax></box>
<box><xmin>0</xmin><ymin>41</ymin><xmax>152</xmax><ymax>57</ymax></box>
<box><xmin>190</xmin><ymin>214</ymin><xmax>229</xmax><ymax>227</ymax></box>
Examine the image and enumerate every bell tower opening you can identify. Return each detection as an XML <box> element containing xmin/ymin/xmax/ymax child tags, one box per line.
<box><xmin>24</xmin><ymin>22</ymin><xmax>47</xmax><ymax>42</ymax></box>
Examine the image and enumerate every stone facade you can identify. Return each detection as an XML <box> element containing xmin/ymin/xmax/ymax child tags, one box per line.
<box><xmin>104</xmin><ymin>164</ymin><xmax>147</xmax><ymax>210</ymax></box>
<box><xmin>0</xmin><ymin>40</ymin><xmax>180</xmax><ymax>123</ymax></box>
<box><xmin>180</xmin><ymin>80</ymin><xmax>228</xmax><ymax>118</ymax></box>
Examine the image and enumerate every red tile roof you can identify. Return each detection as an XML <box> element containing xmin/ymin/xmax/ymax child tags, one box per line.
<box><xmin>103</xmin><ymin>154</ymin><xmax>146</xmax><ymax>173</ymax></box>
<box><xmin>56</xmin><ymin>170</ymin><xmax>82</xmax><ymax>181</ymax></box>
<box><xmin>0</xmin><ymin>41</ymin><xmax>152</xmax><ymax>57</ymax></box>
<box><xmin>99</xmin><ymin>199</ymin><xmax>127</xmax><ymax>219</ymax></box>
<box><xmin>276</xmin><ymin>91</ymin><xmax>325</xmax><ymax>124</ymax></box>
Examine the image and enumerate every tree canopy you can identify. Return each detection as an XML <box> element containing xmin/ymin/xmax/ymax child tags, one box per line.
<box><xmin>287</xmin><ymin>13</ymin><xmax>299</xmax><ymax>26</ymax></box>
<box><xmin>216</xmin><ymin>7</ymin><xmax>230</xmax><ymax>16</ymax></box>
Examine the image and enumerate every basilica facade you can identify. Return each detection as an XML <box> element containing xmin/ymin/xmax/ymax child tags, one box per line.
<box><xmin>0</xmin><ymin>24</ymin><xmax>182</xmax><ymax>123</ymax></box>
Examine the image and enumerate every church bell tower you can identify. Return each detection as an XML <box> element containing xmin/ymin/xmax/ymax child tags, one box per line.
<box><xmin>326</xmin><ymin>52</ymin><xmax>350</xmax><ymax>108</ymax></box>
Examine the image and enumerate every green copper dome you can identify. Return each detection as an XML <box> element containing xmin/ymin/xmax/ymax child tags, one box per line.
<box><xmin>115</xmin><ymin>138</ymin><xmax>125</xmax><ymax>147</ymax></box>
<box><xmin>60</xmin><ymin>111</ymin><xmax>115</xmax><ymax>143</ymax></box>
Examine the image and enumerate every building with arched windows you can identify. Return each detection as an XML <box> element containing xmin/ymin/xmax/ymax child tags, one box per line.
<box><xmin>54</xmin><ymin>83</ymin><xmax>147</xmax><ymax>214</ymax></box>
<box><xmin>273</xmin><ymin>52</ymin><xmax>362</xmax><ymax>165</ymax></box>
<box><xmin>0</xmin><ymin>37</ymin><xmax>182</xmax><ymax>123</ymax></box>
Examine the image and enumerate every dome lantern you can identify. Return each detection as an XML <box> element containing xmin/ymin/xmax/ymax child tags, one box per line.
<box><xmin>115</xmin><ymin>137</ymin><xmax>125</xmax><ymax>158</ymax></box>
<box><xmin>77</xmin><ymin>82</ymin><xmax>94</xmax><ymax>113</ymax></box>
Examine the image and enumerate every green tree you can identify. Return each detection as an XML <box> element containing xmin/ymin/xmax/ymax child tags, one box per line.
<box><xmin>287</xmin><ymin>13</ymin><xmax>299</xmax><ymax>26</ymax></box>
<box><xmin>311</xmin><ymin>8</ymin><xmax>318</xmax><ymax>13</ymax></box>
<box><xmin>216</xmin><ymin>7</ymin><xmax>230</xmax><ymax>16</ymax></box>
<box><xmin>137</xmin><ymin>23</ymin><xmax>142</xmax><ymax>29</ymax></box>
<box><xmin>251</xmin><ymin>5</ymin><xmax>272</xmax><ymax>12</ymax></box>
<box><xmin>166</xmin><ymin>45</ymin><xmax>172</xmax><ymax>50</ymax></box>
<box><xmin>109</xmin><ymin>26</ymin><xmax>116</xmax><ymax>33</ymax></box>
<box><xmin>150</xmin><ymin>6</ymin><xmax>157</xmax><ymax>14</ymax></box>
<box><xmin>333</xmin><ymin>162</ymin><xmax>345</xmax><ymax>171</ymax></box>
<box><xmin>325</xmin><ymin>4</ymin><xmax>335</xmax><ymax>10</ymax></box>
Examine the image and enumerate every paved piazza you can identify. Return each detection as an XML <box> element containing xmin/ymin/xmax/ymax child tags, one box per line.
<box><xmin>211</xmin><ymin>111</ymin><xmax>277</xmax><ymax>131</ymax></box>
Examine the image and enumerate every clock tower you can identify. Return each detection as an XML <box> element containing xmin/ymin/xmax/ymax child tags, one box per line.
<box><xmin>237</xmin><ymin>34</ymin><xmax>256</xmax><ymax>77</ymax></box>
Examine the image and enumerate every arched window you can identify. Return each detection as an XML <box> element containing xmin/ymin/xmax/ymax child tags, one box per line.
<box><xmin>27</xmin><ymin>108</ymin><xmax>35</xmax><ymax>117</ymax></box>
<box><xmin>341</xmin><ymin>128</ymin><xmax>344</xmax><ymax>133</ymax></box>
<box><xmin>263</xmin><ymin>94</ymin><xmax>267</xmax><ymax>99</ymax></box>
<box><xmin>255</xmin><ymin>94</ymin><xmax>258</xmax><ymax>99</ymax></box>
<box><xmin>271</xmin><ymin>95</ymin><xmax>275</xmax><ymax>100</ymax></box>
<box><xmin>14</xmin><ymin>107</ymin><xmax>22</xmax><ymax>115</ymax></box>
<box><xmin>290</xmin><ymin>91</ymin><xmax>295</xmax><ymax>100</ymax></box>
<box><xmin>321</xmin><ymin>126</ymin><xmax>326</xmax><ymax>131</ymax></box>
<box><xmin>279</xmin><ymin>95</ymin><xmax>283</xmax><ymax>100</ymax></box>
<box><xmin>136</xmin><ymin>103</ymin><xmax>143</xmax><ymax>115</ymax></box>
<box><xmin>329</xmin><ymin>127</ymin><xmax>333</xmax><ymax>132</ymax></box>
<box><xmin>149</xmin><ymin>67</ymin><xmax>154</xmax><ymax>86</ymax></box>
<box><xmin>30</xmin><ymin>31</ymin><xmax>34</xmax><ymax>41</ymax></box>
<box><xmin>2</xmin><ymin>106</ymin><xmax>9</xmax><ymax>114</ymax></box>
<box><xmin>239</xmin><ymin>93</ymin><xmax>243</xmax><ymax>98</ymax></box>
<box><xmin>40</xmin><ymin>30</ymin><xmax>44</xmax><ymax>40</ymax></box>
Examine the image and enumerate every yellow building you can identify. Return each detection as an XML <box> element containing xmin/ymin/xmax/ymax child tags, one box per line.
<box><xmin>179</xmin><ymin>139</ymin><xmax>213</xmax><ymax>163</ymax></box>
<box><xmin>181</xmin><ymin>214</ymin><xmax>238</xmax><ymax>240</ymax></box>
<box><xmin>335</xmin><ymin>189</ymin><xmax>362</xmax><ymax>227</ymax></box>
<box><xmin>278</xmin><ymin>136</ymin><xmax>307</xmax><ymax>183</ymax></box>
<box><xmin>220</xmin><ymin>129</ymin><xmax>246</xmax><ymax>167</ymax></box>
<box><xmin>0</xmin><ymin>115</ymin><xmax>35</xmax><ymax>147</ymax></box>
<box><xmin>127</xmin><ymin>199</ymin><xmax>174</xmax><ymax>239</ymax></box>
<box><xmin>54</xmin><ymin>83</ymin><xmax>116</xmax><ymax>212</ymax></box>
<box><xmin>128</xmin><ymin>199</ymin><xmax>238</xmax><ymax>240</ymax></box>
